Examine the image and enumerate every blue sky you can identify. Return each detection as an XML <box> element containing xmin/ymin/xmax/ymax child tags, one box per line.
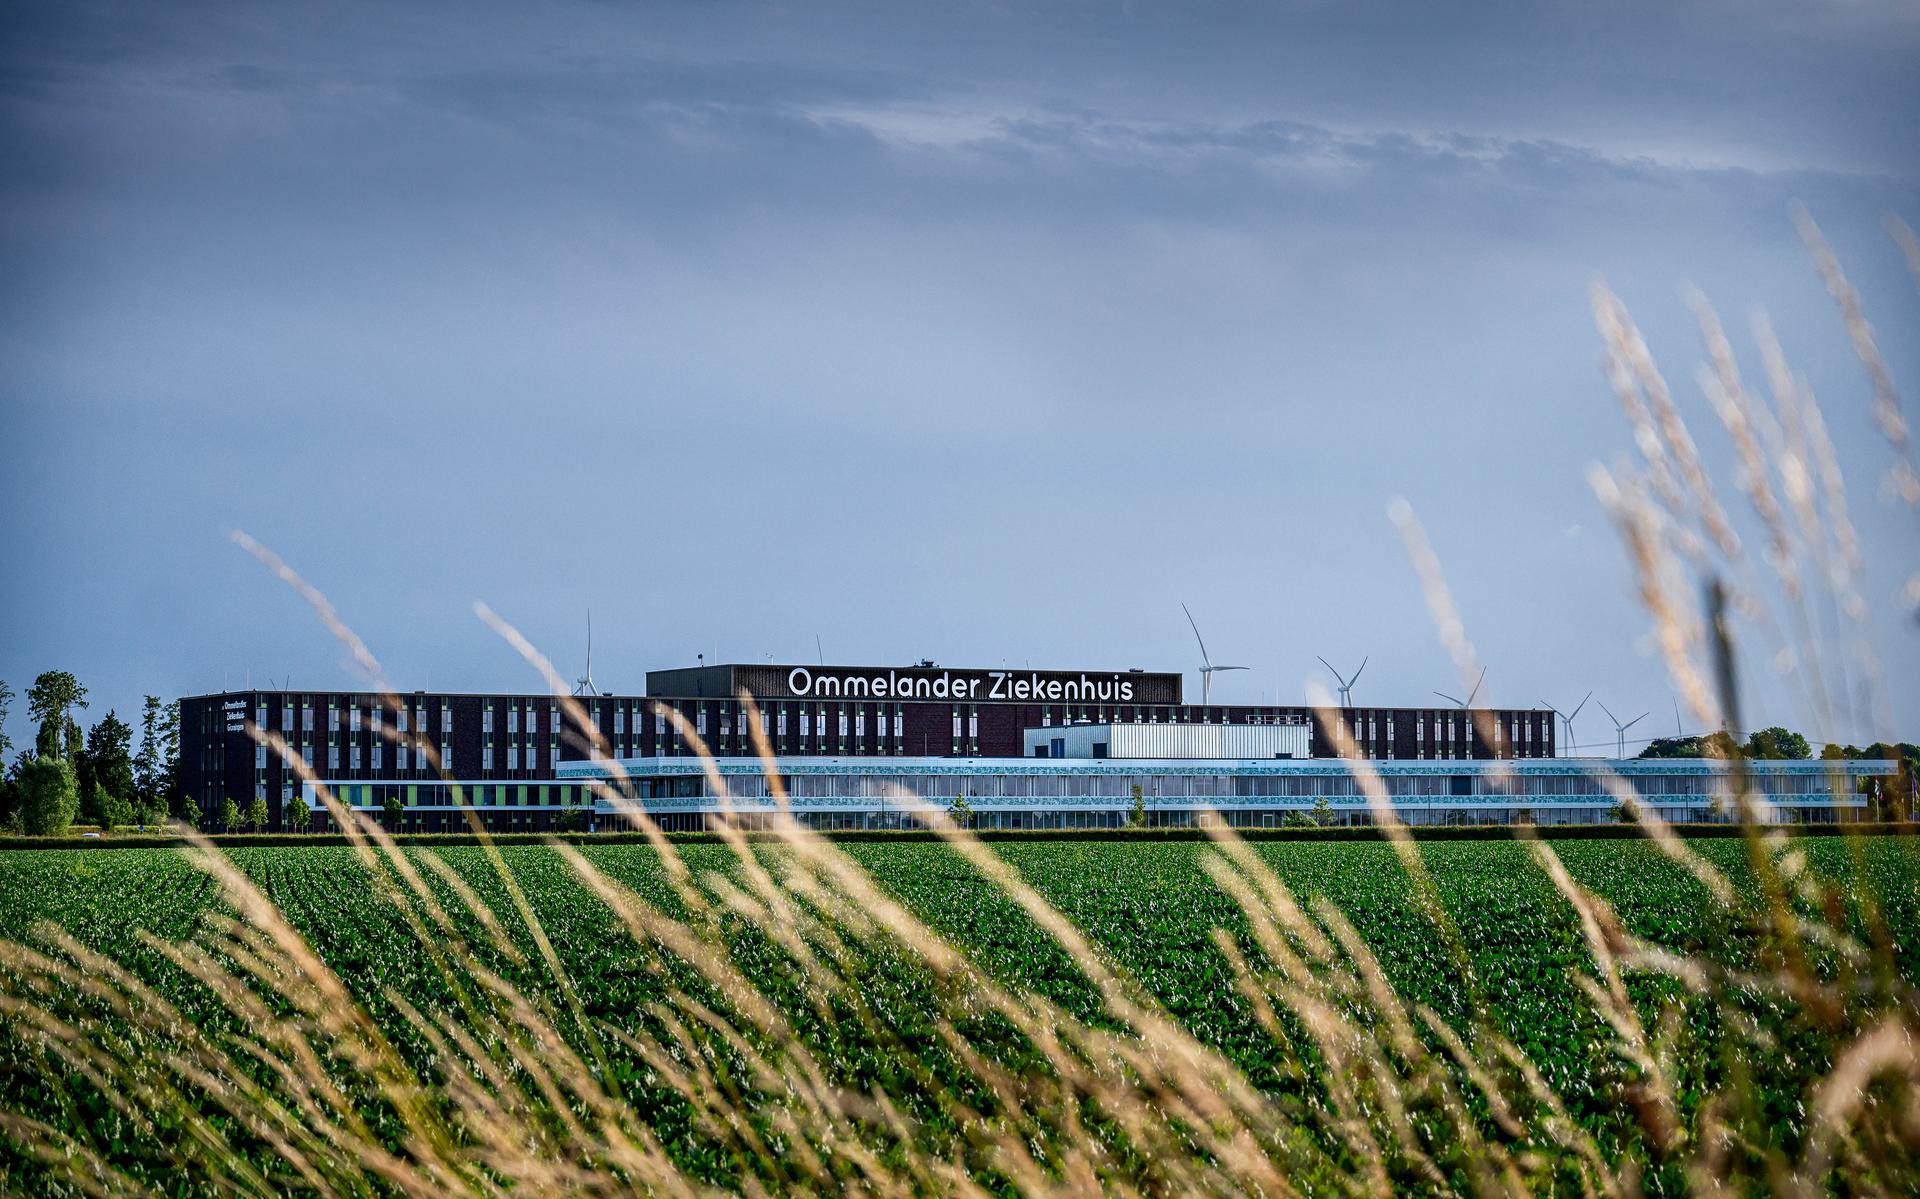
<box><xmin>2</xmin><ymin>0</ymin><xmax>1916</xmax><ymax>753</ymax></box>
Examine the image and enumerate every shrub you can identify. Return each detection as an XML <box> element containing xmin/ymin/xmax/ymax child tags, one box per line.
<box><xmin>18</xmin><ymin>756</ymin><xmax>78</xmax><ymax>836</ymax></box>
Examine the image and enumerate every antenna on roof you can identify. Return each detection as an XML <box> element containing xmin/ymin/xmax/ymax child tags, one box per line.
<box><xmin>1542</xmin><ymin>690</ymin><xmax>1592</xmax><ymax>757</ymax></box>
<box><xmin>1181</xmin><ymin>603</ymin><xmax>1248</xmax><ymax>705</ymax></box>
<box><xmin>1317</xmin><ymin>655</ymin><xmax>1368</xmax><ymax>707</ymax></box>
<box><xmin>1597</xmin><ymin>700</ymin><xmax>1648</xmax><ymax>758</ymax></box>
<box><xmin>572</xmin><ymin>610</ymin><xmax>600</xmax><ymax>696</ymax></box>
<box><xmin>1434</xmin><ymin>667</ymin><xmax>1486</xmax><ymax>709</ymax></box>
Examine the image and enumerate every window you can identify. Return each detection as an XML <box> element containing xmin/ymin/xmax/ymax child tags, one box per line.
<box><xmin>508</xmin><ymin>746</ymin><xmax>519</xmax><ymax>770</ymax></box>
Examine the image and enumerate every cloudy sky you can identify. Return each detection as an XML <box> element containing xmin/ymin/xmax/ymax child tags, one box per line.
<box><xmin>2</xmin><ymin>0</ymin><xmax>1916</xmax><ymax>753</ymax></box>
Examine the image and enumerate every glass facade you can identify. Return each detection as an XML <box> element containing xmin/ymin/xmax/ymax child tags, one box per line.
<box><xmin>550</xmin><ymin>756</ymin><xmax>1892</xmax><ymax>830</ymax></box>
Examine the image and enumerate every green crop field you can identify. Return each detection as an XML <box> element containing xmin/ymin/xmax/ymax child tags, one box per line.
<box><xmin>3</xmin><ymin>835</ymin><xmax>1917</xmax><ymax>1194</ymax></box>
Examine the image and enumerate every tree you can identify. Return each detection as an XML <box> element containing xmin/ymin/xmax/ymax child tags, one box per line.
<box><xmin>0</xmin><ymin>679</ymin><xmax>13</xmax><ymax>765</ymax></box>
<box><xmin>98</xmin><ymin>784</ymin><xmax>132</xmax><ymax>832</ymax></box>
<box><xmin>158</xmin><ymin>703</ymin><xmax>184</xmax><ymax>817</ymax></box>
<box><xmin>219</xmin><ymin>797</ymin><xmax>241</xmax><ymax>833</ymax></box>
<box><xmin>555</xmin><ymin>806</ymin><xmax>589</xmax><ymax>833</ymax></box>
<box><xmin>135</xmin><ymin>697</ymin><xmax>169</xmax><ymax>809</ymax></box>
<box><xmin>26</xmin><ymin>671</ymin><xmax>87</xmax><ymax>760</ymax></box>
<box><xmin>947</xmin><ymin>795</ymin><xmax>975</xmax><ymax>829</ymax></box>
<box><xmin>285</xmin><ymin>793</ymin><xmax>311</xmax><ymax>833</ymax></box>
<box><xmin>0</xmin><ymin>749</ymin><xmax>22</xmax><ymax>833</ymax></box>
<box><xmin>1129</xmin><ymin>784</ymin><xmax>1146</xmax><ymax>829</ymax></box>
<box><xmin>1745</xmin><ymin>726</ymin><xmax>1811</xmax><ymax>760</ymax></box>
<box><xmin>1640</xmin><ymin>731</ymin><xmax>1739</xmax><ymax>759</ymax></box>
<box><xmin>383</xmin><ymin>794</ymin><xmax>405</xmax><ymax>830</ymax></box>
<box><xmin>246</xmin><ymin>796</ymin><xmax>270</xmax><ymax>832</ymax></box>
<box><xmin>1282</xmin><ymin>809</ymin><xmax>1316</xmax><ymax>827</ymax></box>
<box><xmin>20</xmin><ymin>756</ymin><xmax>79</xmax><ymax>836</ymax></box>
<box><xmin>1311</xmin><ymin>796</ymin><xmax>1334</xmax><ymax>826</ymax></box>
<box><xmin>83</xmin><ymin>712</ymin><xmax>135</xmax><ymax>819</ymax></box>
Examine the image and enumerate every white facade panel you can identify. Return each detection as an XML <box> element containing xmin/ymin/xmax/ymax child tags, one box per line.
<box><xmin>1026</xmin><ymin>722</ymin><xmax>1310</xmax><ymax>760</ymax></box>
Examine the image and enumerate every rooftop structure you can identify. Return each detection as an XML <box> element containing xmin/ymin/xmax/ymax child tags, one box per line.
<box><xmin>1024</xmin><ymin>721</ymin><xmax>1312</xmax><ymax>759</ymax></box>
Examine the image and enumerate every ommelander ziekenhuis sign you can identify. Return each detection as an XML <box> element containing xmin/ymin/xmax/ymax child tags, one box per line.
<box><xmin>784</xmin><ymin>666</ymin><xmax>1140</xmax><ymax>703</ymax></box>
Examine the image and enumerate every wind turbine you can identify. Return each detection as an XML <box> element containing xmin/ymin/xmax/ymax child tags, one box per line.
<box><xmin>1433</xmin><ymin>667</ymin><xmax>1486</xmax><ymax>709</ymax></box>
<box><xmin>1181</xmin><ymin>604</ymin><xmax>1248</xmax><ymax>706</ymax></box>
<box><xmin>1317</xmin><ymin>655</ymin><xmax>1368</xmax><ymax>707</ymax></box>
<box><xmin>1597</xmin><ymin>701</ymin><xmax>1648</xmax><ymax>758</ymax></box>
<box><xmin>572</xmin><ymin>611</ymin><xmax>601</xmax><ymax>697</ymax></box>
<box><xmin>1542</xmin><ymin>691</ymin><xmax>1592</xmax><ymax>757</ymax></box>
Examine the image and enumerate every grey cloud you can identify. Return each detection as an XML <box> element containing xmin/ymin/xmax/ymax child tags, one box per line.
<box><xmin>0</xmin><ymin>0</ymin><xmax>1915</xmax><ymax>747</ymax></box>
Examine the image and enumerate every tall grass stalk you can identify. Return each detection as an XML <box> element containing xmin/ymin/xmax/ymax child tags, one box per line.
<box><xmin>2</xmin><ymin>220</ymin><xmax>1917</xmax><ymax>1196</ymax></box>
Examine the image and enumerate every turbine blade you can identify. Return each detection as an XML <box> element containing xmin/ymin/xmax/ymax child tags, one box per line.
<box><xmin>1570</xmin><ymin>691</ymin><xmax>1592</xmax><ymax>719</ymax></box>
<box><xmin>1351</xmin><ymin>656</ymin><xmax>1368</xmax><ymax>686</ymax></box>
<box><xmin>1182</xmin><ymin>603</ymin><xmax>1212</xmax><ymax>669</ymax></box>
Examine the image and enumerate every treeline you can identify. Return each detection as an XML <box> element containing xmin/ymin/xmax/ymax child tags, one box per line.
<box><xmin>0</xmin><ymin>672</ymin><xmax>184</xmax><ymax>836</ymax></box>
<box><xmin>1639</xmin><ymin>725</ymin><xmax>1919</xmax><ymax>820</ymax></box>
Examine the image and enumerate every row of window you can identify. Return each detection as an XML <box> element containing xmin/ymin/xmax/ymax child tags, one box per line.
<box><xmin>330</xmin><ymin>783</ymin><xmax>592</xmax><ymax>808</ymax></box>
<box><xmin>630</xmin><ymin>771</ymin><xmax>1851</xmax><ymax>802</ymax></box>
